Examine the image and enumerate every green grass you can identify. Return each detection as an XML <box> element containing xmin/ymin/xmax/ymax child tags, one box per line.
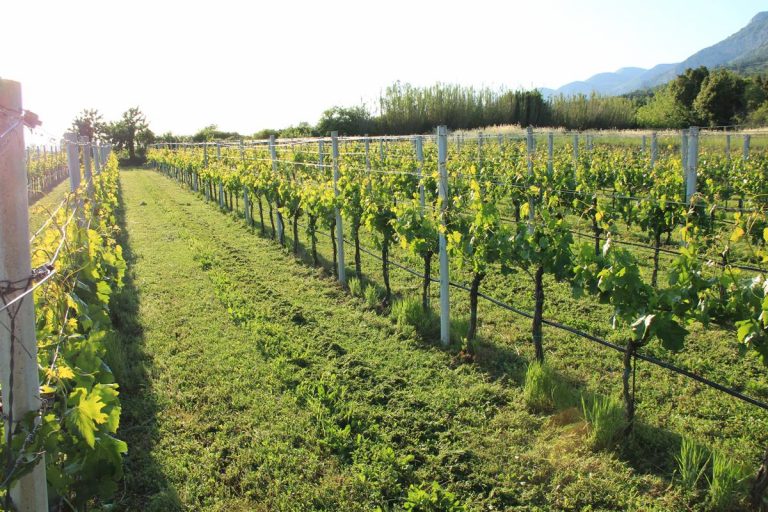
<box><xmin>114</xmin><ymin>168</ymin><xmax>699</xmax><ymax>510</ymax></box>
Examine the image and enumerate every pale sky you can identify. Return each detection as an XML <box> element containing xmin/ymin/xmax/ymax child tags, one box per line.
<box><xmin>4</xmin><ymin>0</ymin><xmax>767</xmax><ymax>142</ymax></box>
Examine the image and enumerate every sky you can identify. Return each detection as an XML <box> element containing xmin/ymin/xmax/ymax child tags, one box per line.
<box><xmin>4</xmin><ymin>0</ymin><xmax>767</xmax><ymax>143</ymax></box>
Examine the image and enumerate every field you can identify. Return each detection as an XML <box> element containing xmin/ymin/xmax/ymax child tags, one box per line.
<box><xmin>130</xmin><ymin>131</ymin><xmax>768</xmax><ymax>511</ymax></box>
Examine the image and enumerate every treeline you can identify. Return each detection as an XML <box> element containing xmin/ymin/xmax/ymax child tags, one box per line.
<box><xmin>152</xmin><ymin>69</ymin><xmax>768</xmax><ymax>142</ymax></box>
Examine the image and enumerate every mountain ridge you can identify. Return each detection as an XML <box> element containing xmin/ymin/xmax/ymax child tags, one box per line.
<box><xmin>542</xmin><ymin>12</ymin><xmax>768</xmax><ymax>97</ymax></box>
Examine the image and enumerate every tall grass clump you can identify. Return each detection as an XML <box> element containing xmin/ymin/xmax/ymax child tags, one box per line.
<box><xmin>581</xmin><ymin>394</ymin><xmax>624</xmax><ymax>451</ymax></box>
<box><xmin>524</xmin><ymin>361</ymin><xmax>566</xmax><ymax>412</ymax></box>
<box><xmin>675</xmin><ymin>437</ymin><xmax>710</xmax><ymax>491</ymax></box>
<box><xmin>707</xmin><ymin>451</ymin><xmax>747</xmax><ymax>510</ymax></box>
<box><xmin>392</xmin><ymin>296</ymin><xmax>440</xmax><ymax>340</ymax></box>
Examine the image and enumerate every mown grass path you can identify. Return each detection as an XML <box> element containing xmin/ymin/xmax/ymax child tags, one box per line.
<box><xmin>115</xmin><ymin>169</ymin><xmax>690</xmax><ymax>511</ymax></box>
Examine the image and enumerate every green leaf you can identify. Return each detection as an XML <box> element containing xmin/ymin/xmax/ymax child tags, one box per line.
<box><xmin>66</xmin><ymin>388</ymin><xmax>109</xmax><ymax>448</ymax></box>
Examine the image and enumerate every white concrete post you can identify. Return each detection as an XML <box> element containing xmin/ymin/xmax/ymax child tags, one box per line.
<box><xmin>437</xmin><ymin>125</ymin><xmax>450</xmax><ymax>346</ymax></box>
<box><xmin>547</xmin><ymin>132</ymin><xmax>554</xmax><ymax>178</ymax></box>
<box><xmin>726</xmin><ymin>134</ymin><xmax>731</xmax><ymax>162</ymax></box>
<box><xmin>572</xmin><ymin>133</ymin><xmax>579</xmax><ymax>182</ymax></box>
<box><xmin>651</xmin><ymin>132</ymin><xmax>658</xmax><ymax>170</ymax></box>
<box><xmin>0</xmin><ymin>78</ymin><xmax>49</xmax><ymax>512</ymax></box>
<box><xmin>686</xmin><ymin>127</ymin><xmax>698</xmax><ymax>204</ymax></box>
<box><xmin>526</xmin><ymin>126</ymin><xmax>535</xmax><ymax>225</ymax></box>
<box><xmin>414</xmin><ymin>136</ymin><xmax>425</xmax><ymax>209</ymax></box>
<box><xmin>744</xmin><ymin>134</ymin><xmax>751</xmax><ymax>161</ymax></box>
<box><xmin>331</xmin><ymin>132</ymin><xmax>346</xmax><ymax>284</ymax></box>
<box><xmin>269</xmin><ymin>135</ymin><xmax>285</xmax><ymax>245</ymax></box>
<box><xmin>64</xmin><ymin>133</ymin><xmax>81</xmax><ymax>193</ymax></box>
<box><xmin>80</xmin><ymin>137</ymin><xmax>93</xmax><ymax>197</ymax></box>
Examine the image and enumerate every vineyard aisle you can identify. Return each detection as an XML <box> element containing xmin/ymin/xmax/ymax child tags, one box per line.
<box><xmin>115</xmin><ymin>169</ymin><xmax>680</xmax><ymax>511</ymax></box>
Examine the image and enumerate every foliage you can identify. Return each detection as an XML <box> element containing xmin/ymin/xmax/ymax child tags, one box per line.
<box><xmin>693</xmin><ymin>69</ymin><xmax>747</xmax><ymax>127</ymax></box>
<box><xmin>403</xmin><ymin>482</ymin><xmax>466</xmax><ymax>512</ymax></box>
<box><xmin>71</xmin><ymin>108</ymin><xmax>106</xmax><ymax>142</ymax></box>
<box><xmin>2</xmin><ymin>155</ymin><xmax>127</xmax><ymax>509</ymax></box>
<box><xmin>523</xmin><ymin>361</ymin><xmax>565</xmax><ymax>412</ymax></box>
<box><xmin>105</xmin><ymin>107</ymin><xmax>154</xmax><ymax>163</ymax></box>
<box><xmin>675</xmin><ymin>437</ymin><xmax>710</xmax><ymax>491</ymax></box>
<box><xmin>707</xmin><ymin>451</ymin><xmax>747</xmax><ymax>510</ymax></box>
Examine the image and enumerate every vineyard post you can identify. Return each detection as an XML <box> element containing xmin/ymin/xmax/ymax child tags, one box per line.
<box><xmin>331</xmin><ymin>132</ymin><xmax>346</xmax><ymax>285</ymax></box>
<box><xmin>80</xmin><ymin>136</ymin><xmax>93</xmax><ymax>197</ymax></box>
<box><xmin>478</xmin><ymin>132</ymin><xmax>484</xmax><ymax>167</ymax></box>
<box><xmin>379</xmin><ymin>139</ymin><xmax>385</xmax><ymax>161</ymax></box>
<box><xmin>572</xmin><ymin>133</ymin><xmax>579</xmax><ymax>181</ymax></box>
<box><xmin>681</xmin><ymin>129</ymin><xmax>688</xmax><ymax>179</ymax></box>
<box><xmin>64</xmin><ymin>132</ymin><xmax>81</xmax><ymax>193</ymax></box>
<box><xmin>93</xmin><ymin>142</ymin><xmax>101</xmax><ymax>175</ymax></box>
<box><xmin>240</xmin><ymin>140</ymin><xmax>250</xmax><ymax>225</ymax></box>
<box><xmin>0</xmin><ymin>78</ymin><xmax>49</xmax><ymax>512</ymax></box>
<box><xmin>743</xmin><ymin>134</ymin><xmax>751</xmax><ymax>161</ymax></box>
<box><xmin>269</xmin><ymin>135</ymin><xmax>285</xmax><ymax>245</ymax></box>
<box><xmin>217</xmin><ymin>143</ymin><xmax>225</xmax><ymax>209</ymax></box>
<box><xmin>497</xmin><ymin>133</ymin><xmax>503</xmax><ymax>149</ymax></box>
<box><xmin>526</xmin><ymin>126</ymin><xmax>535</xmax><ymax>226</ymax></box>
<box><xmin>642</xmin><ymin>135</ymin><xmax>646</xmax><ymax>153</ymax></box>
<box><xmin>686</xmin><ymin>127</ymin><xmax>698</xmax><ymax>204</ymax></box>
<box><xmin>414</xmin><ymin>136</ymin><xmax>425</xmax><ymax>208</ymax></box>
<box><xmin>437</xmin><ymin>125</ymin><xmax>451</xmax><ymax>346</ymax></box>
<box><xmin>547</xmin><ymin>132</ymin><xmax>554</xmax><ymax>179</ymax></box>
<box><xmin>650</xmin><ymin>132</ymin><xmax>657</xmax><ymax>169</ymax></box>
<box><xmin>726</xmin><ymin>134</ymin><xmax>731</xmax><ymax>162</ymax></box>
<box><xmin>204</xmin><ymin>143</ymin><xmax>210</xmax><ymax>201</ymax></box>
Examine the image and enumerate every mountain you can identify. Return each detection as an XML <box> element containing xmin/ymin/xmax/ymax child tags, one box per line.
<box><xmin>542</xmin><ymin>12</ymin><xmax>768</xmax><ymax>97</ymax></box>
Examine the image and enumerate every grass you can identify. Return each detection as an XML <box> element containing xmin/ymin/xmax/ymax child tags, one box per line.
<box><xmin>27</xmin><ymin>178</ymin><xmax>70</xmax><ymax>234</ymax></box>
<box><xmin>114</xmin><ymin>168</ymin><xmax>698</xmax><ymax>510</ymax></box>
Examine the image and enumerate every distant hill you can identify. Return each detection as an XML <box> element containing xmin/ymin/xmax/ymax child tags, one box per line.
<box><xmin>541</xmin><ymin>11</ymin><xmax>768</xmax><ymax>97</ymax></box>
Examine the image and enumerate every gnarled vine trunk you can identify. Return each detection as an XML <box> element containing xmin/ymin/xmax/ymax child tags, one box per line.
<box><xmin>467</xmin><ymin>272</ymin><xmax>485</xmax><ymax>341</ymax></box>
<box><xmin>532</xmin><ymin>265</ymin><xmax>545</xmax><ymax>363</ymax></box>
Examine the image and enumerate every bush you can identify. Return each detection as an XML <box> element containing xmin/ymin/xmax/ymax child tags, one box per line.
<box><xmin>403</xmin><ymin>481</ymin><xmax>466</xmax><ymax>512</ymax></box>
<box><xmin>581</xmin><ymin>394</ymin><xmax>624</xmax><ymax>451</ymax></box>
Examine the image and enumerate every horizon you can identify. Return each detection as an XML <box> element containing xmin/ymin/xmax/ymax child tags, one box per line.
<box><xmin>5</xmin><ymin>0</ymin><xmax>767</xmax><ymax>141</ymax></box>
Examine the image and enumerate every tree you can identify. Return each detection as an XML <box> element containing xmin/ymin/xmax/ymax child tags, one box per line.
<box><xmin>669</xmin><ymin>67</ymin><xmax>709</xmax><ymax>111</ymax></box>
<box><xmin>106</xmin><ymin>107</ymin><xmax>152</xmax><ymax>163</ymax></box>
<box><xmin>71</xmin><ymin>109</ymin><xmax>105</xmax><ymax>142</ymax></box>
<box><xmin>635</xmin><ymin>86</ymin><xmax>690</xmax><ymax>128</ymax></box>
<box><xmin>316</xmin><ymin>105</ymin><xmax>373</xmax><ymax>136</ymax></box>
<box><xmin>693</xmin><ymin>69</ymin><xmax>747</xmax><ymax>127</ymax></box>
<box><xmin>191</xmin><ymin>124</ymin><xmax>241</xmax><ymax>142</ymax></box>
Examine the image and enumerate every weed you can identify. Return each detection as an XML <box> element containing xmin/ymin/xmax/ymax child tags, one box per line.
<box><xmin>392</xmin><ymin>297</ymin><xmax>440</xmax><ymax>340</ymax></box>
<box><xmin>364</xmin><ymin>283</ymin><xmax>382</xmax><ymax>309</ymax></box>
<box><xmin>524</xmin><ymin>361</ymin><xmax>567</xmax><ymax>412</ymax></box>
<box><xmin>707</xmin><ymin>451</ymin><xmax>746</xmax><ymax>510</ymax></box>
<box><xmin>348</xmin><ymin>277</ymin><xmax>364</xmax><ymax>298</ymax></box>
<box><xmin>675</xmin><ymin>437</ymin><xmax>709</xmax><ymax>491</ymax></box>
<box><xmin>403</xmin><ymin>481</ymin><xmax>466</xmax><ymax>511</ymax></box>
<box><xmin>581</xmin><ymin>394</ymin><xmax>624</xmax><ymax>451</ymax></box>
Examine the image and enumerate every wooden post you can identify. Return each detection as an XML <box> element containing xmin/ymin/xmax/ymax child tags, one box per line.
<box><xmin>0</xmin><ymin>79</ymin><xmax>49</xmax><ymax>512</ymax></box>
<box><xmin>331</xmin><ymin>132</ymin><xmax>346</xmax><ymax>284</ymax></box>
<box><xmin>437</xmin><ymin>125</ymin><xmax>450</xmax><ymax>346</ymax></box>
